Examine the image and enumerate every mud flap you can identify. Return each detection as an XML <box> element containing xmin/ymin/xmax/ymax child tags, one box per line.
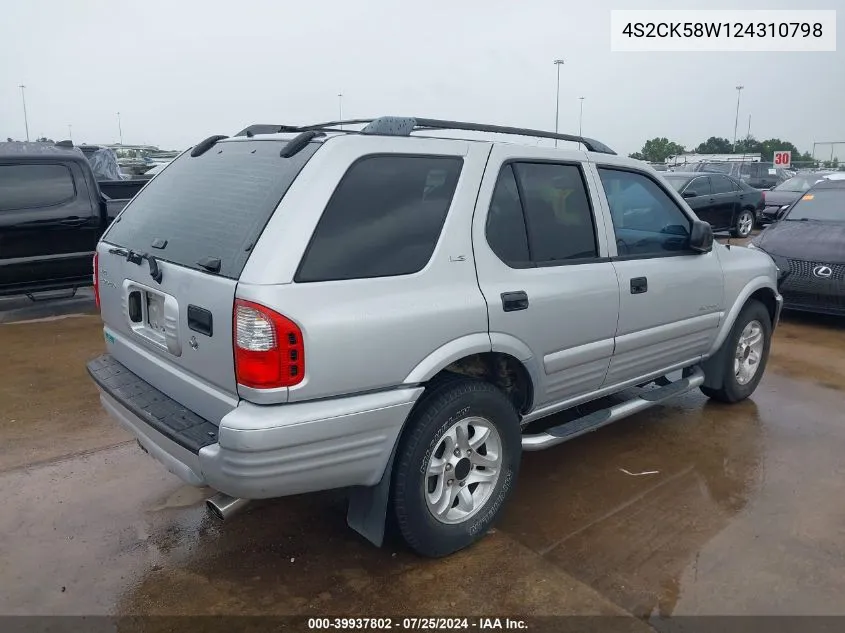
<box><xmin>346</xmin><ymin>444</ymin><xmax>397</xmax><ymax>546</ymax></box>
<box><xmin>701</xmin><ymin>338</ymin><xmax>730</xmax><ymax>390</ymax></box>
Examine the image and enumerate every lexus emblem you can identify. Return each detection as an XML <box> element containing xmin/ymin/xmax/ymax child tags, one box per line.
<box><xmin>813</xmin><ymin>265</ymin><xmax>833</xmax><ymax>279</ymax></box>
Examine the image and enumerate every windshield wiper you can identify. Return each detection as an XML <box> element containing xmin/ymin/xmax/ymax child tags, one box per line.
<box><xmin>109</xmin><ymin>247</ymin><xmax>163</xmax><ymax>283</ymax></box>
<box><xmin>197</xmin><ymin>256</ymin><xmax>222</xmax><ymax>274</ymax></box>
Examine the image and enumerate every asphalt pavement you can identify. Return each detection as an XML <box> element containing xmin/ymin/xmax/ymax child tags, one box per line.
<box><xmin>2</xmin><ymin>279</ymin><xmax>844</xmax><ymax>627</ymax></box>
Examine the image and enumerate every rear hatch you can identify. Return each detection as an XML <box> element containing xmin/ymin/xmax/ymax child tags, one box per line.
<box><xmin>96</xmin><ymin>137</ymin><xmax>320</xmax><ymax>423</ymax></box>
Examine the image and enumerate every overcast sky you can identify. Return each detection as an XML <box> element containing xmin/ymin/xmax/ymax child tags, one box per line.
<box><xmin>1</xmin><ymin>0</ymin><xmax>842</xmax><ymax>157</ymax></box>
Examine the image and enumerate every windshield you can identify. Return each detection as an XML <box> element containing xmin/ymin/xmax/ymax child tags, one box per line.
<box><xmin>774</xmin><ymin>173</ymin><xmax>831</xmax><ymax>192</ymax></box>
<box><xmin>662</xmin><ymin>175</ymin><xmax>690</xmax><ymax>192</ymax></box>
<box><xmin>697</xmin><ymin>162</ymin><xmax>733</xmax><ymax>174</ymax></box>
<box><xmin>785</xmin><ymin>189</ymin><xmax>845</xmax><ymax>222</ymax></box>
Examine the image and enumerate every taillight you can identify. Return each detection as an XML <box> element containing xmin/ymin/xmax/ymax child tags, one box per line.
<box><xmin>233</xmin><ymin>299</ymin><xmax>304</xmax><ymax>389</ymax></box>
<box><xmin>93</xmin><ymin>252</ymin><xmax>100</xmax><ymax>310</ymax></box>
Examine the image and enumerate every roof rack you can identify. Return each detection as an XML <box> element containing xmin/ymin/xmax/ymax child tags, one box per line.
<box><xmin>235</xmin><ymin>124</ymin><xmax>303</xmax><ymax>138</ymax></box>
<box><xmin>233</xmin><ymin>116</ymin><xmax>616</xmax><ymax>155</ymax></box>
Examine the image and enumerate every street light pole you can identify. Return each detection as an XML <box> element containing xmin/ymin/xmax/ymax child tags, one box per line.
<box><xmin>732</xmin><ymin>85</ymin><xmax>744</xmax><ymax>151</ymax></box>
<box><xmin>578</xmin><ymin>96</ymin><xmax>585</xmax><ymax>137</ymax></box>
<box><xmin>68</xmin><ymin>124</ymin><xmax>72</xmax><ymax>142</ymax></box>
<box><xmin>117</xmin><ymin>112</ymin><xmax>123</xmax><ymax>145</ymax></box>
<box><xmin>338</xmin><ymin>93</ymin><xmax>343</xmax><ymax>130</ymax></box>
<box><xmin>553</xmin><ymin>59</ymin><xmax>565</xmax><ymax>147</ymax></box>
<box><xmin>19</xmin><ymin>85</ymin><xmax>30</xmax><ymax>141</ymax></box>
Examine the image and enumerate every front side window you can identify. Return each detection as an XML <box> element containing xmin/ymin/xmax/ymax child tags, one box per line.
<box><xmin>296</xmin><ymin>155</ymin><xmax>463</xmax><ymax>282</ymax></box>
<box><xmin>0</xmin><ymin>164</ymin><xmax>75</xmax><ymax>211</ymax></box>
<box><xmin>687</xmin><ymin>176</ymin><xmax>711</xmax><ymax>196</ymax></box>
<box><xmin>598</xmin><ymin>168</ymin><xmax>692</xmax><ymax>257</ymax></box>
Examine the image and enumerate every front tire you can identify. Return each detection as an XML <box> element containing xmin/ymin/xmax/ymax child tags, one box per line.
<box><xmin>732</xmin><ymin>209</ymin><xmax>755</xmax><ymax>238</ymax></box>
<box><xmin>391</xmin><ymin>379</ymin><xmax>521</xmax><ymax>558</ymax></box>
<box><xmin>701</xmin><ymin>299</ymin><xmax>771</xmax><ymax>403</ymax></box>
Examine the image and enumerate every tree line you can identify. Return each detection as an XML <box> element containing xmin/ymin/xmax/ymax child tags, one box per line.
<box><xmin>629</xmin><ymin>136</ymin><xmax>839</xmax><ymax>168</ymax></box>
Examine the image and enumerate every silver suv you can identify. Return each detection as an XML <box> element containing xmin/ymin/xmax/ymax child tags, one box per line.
<box><xmin>88</xmin><ymin>116</ymin><xmax>782</xmax><ymax>557</ymax></box>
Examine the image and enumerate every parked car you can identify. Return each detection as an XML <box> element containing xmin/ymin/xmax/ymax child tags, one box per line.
<box><xmin>86</xmin><ymin>117</ymin><xmax>781</xmax><ymax>558</ymax></box>
<box><xmin>662</xmin><ymin>172</ymin><xmax>763</xmax><ymax>238</ymax></box>
<box><xmin>0</xmin><ymin>142</ymin><xmax>135</xmax><ymax>297</ymax></box>
<box><xmin>758</xmin><ymin>171</ymin><xmax>835</xmax><ymax>224</ymax></box>
<box><xmin>750</xmin><ymin>178</ymin><xmax>845</xmax><ymax>315</ymax></box>
<box><xmin>68</xmin><ymin>142</ymin><xmax>151</xmax><ymax>199</ymax></box>
<box><xmin>690</xmin><ymin>161</ymin><xmax>792</xmax><ymax>190</ymax></box>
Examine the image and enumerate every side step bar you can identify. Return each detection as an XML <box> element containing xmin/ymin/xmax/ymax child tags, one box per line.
<box><xmin>521</xmin><ymin>367</ymin><xmax>705</xmax><ymax>451</ymax></box>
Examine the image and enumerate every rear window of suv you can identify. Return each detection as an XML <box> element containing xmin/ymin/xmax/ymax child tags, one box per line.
<box><xmin>295</xmin><ymin>155</ymin><xmax>463</xmax><ymax>282</ymax></box>
<box><xmin>103</xmin><ymin>139</ymin><xmax>320</xmax><ymax>279</ymax></box>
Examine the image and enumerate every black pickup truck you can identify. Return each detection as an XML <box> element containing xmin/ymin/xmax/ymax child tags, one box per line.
<box><xmin>0</xmin><ymin>142</ymin><xmax>135</xmax><ymax>298</ymax></box>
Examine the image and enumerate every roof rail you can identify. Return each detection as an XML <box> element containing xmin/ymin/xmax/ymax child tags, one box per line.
<box><xmin>300</xmin><ymin>116</ymin><xmax>616</xmax><ymax>155</ymax></box>
<box><xmin>235</xmin><ymin>124</ymin><xmax>302</xmax><ymax>137</ymax></box>
<box><xmin>232</xmin><ymin>116</ymin><xmax>616</xmax><ymax>155</ymax></box>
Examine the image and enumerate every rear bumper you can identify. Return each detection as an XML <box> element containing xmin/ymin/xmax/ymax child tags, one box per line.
<box><xmin>760</xmin><ymin>206</ymin><xmax>783</xmax><ymax>224</ymax></box>
<box><xmin>88</xmin><ymin>354</ymin><xmax>422</xmax><ymax>499</ymax></box>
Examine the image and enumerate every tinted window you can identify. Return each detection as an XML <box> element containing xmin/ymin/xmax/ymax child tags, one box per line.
<box><xmin>598</xmin><ymin>168</ymin><xmax>692</xmax><ymax>257</ymax></box>
<box><xmin>785</xmin><ymin>189</ymin><xmax>845</xmax><ymax>222</ymax></box>
<box><xmin>0</xmin><ymin>164</ymin><xmax>75</xmax><ymax>211</ymax></box>
<box><xmin>740</xmin><ymin>163</ymin><xmax>768</xmax><ymax>177</ymax></box>
<box><xmin>486</xmin><ymin>165</ymin><xmax>530</xmax><ymax>265</ymax></box>
<box><xmin>512</xmin><ymin>163</ymin><xmax>598</xmax><ymax>262</ymax></box>
<box><xmin>296</xmin><ymin>155</ymin><xmax>463</xmax><ymax>282</ymax></box>
<box><xmin>105</xmin><ymin>140</ymin><xmax>319</xmax><ymax>279</ymax></box>
<box><xmin>687</xmin><ymin>176</ymin><xmax>711</xmax><ymax>196</ymax></box>
<box><xmin>698</xmin><ymin>162</ymin><xmax>732</xmax><ymax>174</ymax></box>
<box><xmin>662</xmin><ymin>175</ymin><xmax>691</xmax><ymax>192</ymax></box>
<box><xmin>710</xmin><ymin>175</ymin><xmax>735</xmax><ymax>194</ymax></box>
<box><xmin>775</xmin><ymin>173</ymin><xmax>830</xmax><ymax>192</ymax></box>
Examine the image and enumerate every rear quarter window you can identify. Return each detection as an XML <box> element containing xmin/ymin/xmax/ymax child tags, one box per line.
<box><xmin>295</xmin><ymin>155</ymin><xmax>463</xmax><ymax>282</ymax></box>
<box><xmin>0</xmin><ymin>163</ymin><xmax>75</xmax><ymax>211</ymax></box>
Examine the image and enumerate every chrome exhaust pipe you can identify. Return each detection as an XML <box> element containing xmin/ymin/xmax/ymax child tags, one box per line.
<box><xmin>206</xmin><ymin>493</ymin><xmax>250</xmax><ymax>520</ymax></box>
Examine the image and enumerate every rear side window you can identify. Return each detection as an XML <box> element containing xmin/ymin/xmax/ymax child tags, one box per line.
<box><xmin>295</xmin><ymin>155</ymin><xmax>463</xmax><ymax>282</ymax></box>
<box><xmin>104</xmin><ymin>140</ymin><xmax>320</xmax><ymax>279</ymax></box>
<box><xmin>0</xmin><ymin>164</ymin><xmax>75</xmax><ymax>211</ymax></box>
<box><xmin>486</xmin><ymin>162</ymin><xmax>598</xmax><ymax>266</ymax></box>
<box><xmin>711</xmin><ymin>175</ymin><xmax>734</xmax><ymax>194</ymax></box>
<box><xmin>486</xmin><ymin>166</ymin><xmax>530</xmax><ymax>265</ymax></box>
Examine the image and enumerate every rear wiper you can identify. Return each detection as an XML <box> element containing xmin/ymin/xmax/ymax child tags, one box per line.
<box><xmin>109</xmin><ymin>247</ymin><xmax>163</xmax><ymax>284</ymax></box>
<box><xmin>197</xmin><ymin>256</ymin><xmax>221</xmax><ymax>274</ymax></box>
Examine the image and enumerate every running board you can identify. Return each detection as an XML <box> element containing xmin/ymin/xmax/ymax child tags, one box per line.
<box><xmin>521</xmin><ymin>367</ymin><xmax>705</xmax><ymax>451</ymax></box>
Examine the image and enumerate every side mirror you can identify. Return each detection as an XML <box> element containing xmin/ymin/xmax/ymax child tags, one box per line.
<box><xmin>682</xmin><ymin>190</ymin><xmax>698</xmax><ymax>199</ymax></box>
<box><xmin>689</xmin><ymin>220</ymin><xmax>714</xmax><ymax>253</ymax></box>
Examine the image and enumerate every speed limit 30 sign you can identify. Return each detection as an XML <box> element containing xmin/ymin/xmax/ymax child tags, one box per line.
<box><xmin>773</xmin><ymin>151</ymin><xmax>792</xmax><ymax>168</ymax></box>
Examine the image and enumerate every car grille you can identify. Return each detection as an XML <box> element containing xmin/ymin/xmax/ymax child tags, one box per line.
<box><xmin>787</xmin><ymin>259</ymin><xmax>845</xmax><ymax>281</ymax></box>
<box><xmin>780</xmin><ymin>258</ymin><xmax>845</xmax><ymax>313</ymax></box>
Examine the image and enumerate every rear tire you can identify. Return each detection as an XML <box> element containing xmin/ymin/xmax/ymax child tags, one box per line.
<box><xmin>391</xmin><ymin>379</ymin><xmax>521</xmax><ymax>558</ymax></box>
<box><xmin>731</xmin><ymin>209</ymin><xmax>755</xmax><ymax>238</ymax></box>
<box><xmin>701</xmin><ymin>299</ymin><xmax>771</xmax><ymax>403</ymax></box>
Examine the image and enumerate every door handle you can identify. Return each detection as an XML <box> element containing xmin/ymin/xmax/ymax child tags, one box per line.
<box><xmin>630</xmin><ymin>277</ymin><xmax>648</xmax><ymax>294</ymax></box>
<box><xmin>501</xmin><ymin>291</ymin><xmax>529</xmax><ymax>312</ymax></box>
<box><xmin>60</xmin><ymin>217</ymin><xmax>88</xmax><ymax>226</ymax></box>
